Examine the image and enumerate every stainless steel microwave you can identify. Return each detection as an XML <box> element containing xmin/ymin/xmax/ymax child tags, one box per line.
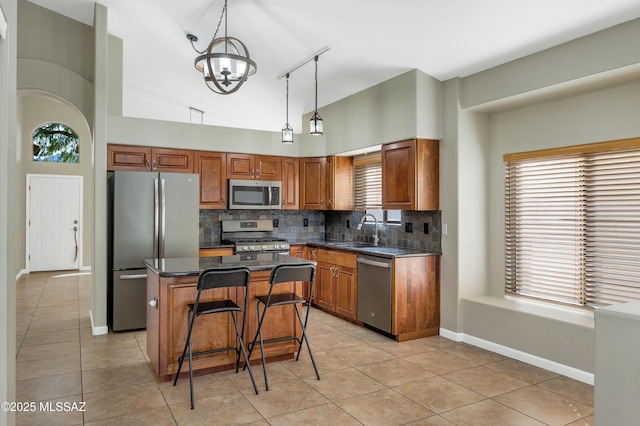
<box><xmin>228</xmin><ymin>179</ymin><xmax>282</xmax><ymax>209</ymax></box>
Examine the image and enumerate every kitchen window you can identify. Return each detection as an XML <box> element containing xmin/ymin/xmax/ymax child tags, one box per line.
<box><xmin>354</xmin><ymin>153</ymin><xmax>400</xmax><ymax>224</ymax></box>
<box><xmin>504</xmin><ymin>138</ymin><xmax>640</xmax><ymax>308</ymax></box>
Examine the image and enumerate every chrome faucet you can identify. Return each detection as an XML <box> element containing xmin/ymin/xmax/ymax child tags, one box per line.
<box><xmin>356</xmin><ymin>213</ymin><xmax>379</xmax><ymax>246</ymax></box>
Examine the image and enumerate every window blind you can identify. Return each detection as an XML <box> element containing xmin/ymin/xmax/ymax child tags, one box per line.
<box><xmin>505</xmin><ymin>141</ymin><xmax>640</xmax><ymax>308</ymax></box>
<box><xmin>354</xmin><ymin>156</ymin><xmax>382</xmax><ymax>210</ymax></box>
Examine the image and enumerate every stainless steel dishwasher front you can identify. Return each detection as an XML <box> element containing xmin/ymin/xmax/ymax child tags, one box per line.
<box><xmin>357</xmin><ymin>255</ymin><xmax>392</xmax><ymax>333</ymax></box>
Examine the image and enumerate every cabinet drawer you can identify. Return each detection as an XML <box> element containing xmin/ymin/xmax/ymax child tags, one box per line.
<box><xmin>317</xmin><ymin>249</ymin><xmax>335</xmax><ymax>264</ymax></box>
<box><xmin>334</xmin><ymin>251</ymin><xmax>357</xmax><ymax>268</ymax></box>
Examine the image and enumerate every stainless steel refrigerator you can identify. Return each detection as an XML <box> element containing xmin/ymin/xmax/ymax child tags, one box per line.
<box><xmin>107</xmin><ymin>170</ymin><xmax>199</xmax><ymax>331</ymax></box>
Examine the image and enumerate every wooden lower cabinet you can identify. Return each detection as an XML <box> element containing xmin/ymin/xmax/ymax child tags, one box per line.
<box><xmin>199</xmin><ymin>248</ymin><xmax>234</xmax><ymax>257</ymax></box>
<box><xmin>146</xmin><ymin>270</ymin><xmax>301</xmax><ymax>381</ymax></box>
<box><xmin>392</xmin><ymin>256</ymin><xmax>440</xmax><ymax>341</ymax></box>
<box><xmin>313</xmin><ymin>249</ymin><xmax>358</xmax><ymax>321</ymax></box>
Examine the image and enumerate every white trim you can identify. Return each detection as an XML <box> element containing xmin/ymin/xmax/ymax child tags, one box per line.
<box><xmin>0</xmin><ymin>5</ymin><xmax>7</xmax><ymax>40</ymax></box>
<box><xmin>15</xmin><ymin>269</ymin><xmax>28</xmax><ymax>281</ymax></box>
<box><xmin>439</xmin><ymin>328</ymin><xmax>594</xmax><ymax>385</ymax></box>
<box><xmin>90</xmin><ymin>310</ymin><xmax>108</xmax><ymax>336</ymax></box>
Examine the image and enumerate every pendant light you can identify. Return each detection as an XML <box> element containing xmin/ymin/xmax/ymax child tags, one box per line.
<box><xmin>309</xmin><ymin>55</ymin><xmax>323</xmax><ymax>135</ymax></box>
<box><xmin>282</xmin><ymin>73</ymin><xmax>294</xmax><ymax>144</ymax></box>
<box><xmin>187</xmin><ymin>0</ymin><xmax>257</xmax><ymax>95</ymax></box>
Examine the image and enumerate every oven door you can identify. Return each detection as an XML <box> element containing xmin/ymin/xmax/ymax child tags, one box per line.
<box><xmin>229</xmin><ymin>179</ymin><xmax>281</xmax><ymax>209</ymax></box>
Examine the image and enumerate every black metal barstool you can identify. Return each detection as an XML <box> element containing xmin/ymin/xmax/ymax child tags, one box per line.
<box><xmin>245</xmin><ymin>263</ymin><xmax>320</xmax><ymax>390</ymax></box>
<box><xmin>173</xmin><ymin>266</ymin><xmax>259</xmax><ymax>409</ymax></box>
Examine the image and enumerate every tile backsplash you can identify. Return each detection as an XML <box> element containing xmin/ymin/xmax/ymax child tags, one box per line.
<box><xmin>200</xmin><ymin>209</ymin><xmax>441</xmax><ymax>253</ymax></box>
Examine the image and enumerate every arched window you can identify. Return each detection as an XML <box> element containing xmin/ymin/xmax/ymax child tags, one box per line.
<box><xmin>32</xmin><ymin>122</ymin><xmax>80</xmax><ymax>163</ymax></box>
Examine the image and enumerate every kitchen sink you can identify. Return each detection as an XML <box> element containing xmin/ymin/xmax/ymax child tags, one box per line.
<box><xmin>327</xmin><ymin>242</ymin><xmax>410</xmax><ymax>255</ymax></box>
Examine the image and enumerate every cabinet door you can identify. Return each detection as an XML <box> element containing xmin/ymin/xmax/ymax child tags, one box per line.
<box><xmin>152</xmin><ymin>148</ymin><xmax>194</xmax><ymax>173</ymax></box>
<box><xmin>382</xmin><ymin>140</ymin><xmax>415</xmax><ymax>209</ymax></box>
<box><xmin>227</xmin><ymin>153</ymin><xmax>254</xmax><ymax>179</ymax></box>
<box><xmin>299</xmin><ymin>157</ymin><xmax>327</xmax><ymax>210</ymax></box>
<box><xmin>327</xmin><ymin>156</ymin><xmax>353</xmax><ymax>210</ymax></box>
<box><xmin>281</xmin><ymin>157</ymin><xmax>299</xmax><ymax>209</ymax></box>
<box><xmin>334</xmin><ymin>266</ymin><xmax>357</xmax><ymax>320</ymax></box>
<box><xmin>107</xmin><ymin>144</ymin><xmax>152</xmax><ymax>171</ymax></box>
<box><xmin>255</xmin><ymin>155</ymin><xmax>281</xmax><ymax>181</ymax></box>
<box><xmin>194</xmin><ymin>151</ymin><xmax>227</xmax><ymax>209</ymax></box>
<box><xmin>316</xmin><ymin>262</ymin><xmax>335</xmax><ymax>311</ymax></box>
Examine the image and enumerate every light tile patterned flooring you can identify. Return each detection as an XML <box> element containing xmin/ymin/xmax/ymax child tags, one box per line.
<box><xmin>15</xmin><ymin>271</ymin><xmax>595</xmax><ymax>425</ymax></box>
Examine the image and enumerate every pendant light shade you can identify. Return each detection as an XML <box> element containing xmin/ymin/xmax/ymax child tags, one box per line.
<box><xmin>188</xmin><ymin>0</ymin><xmax>256</xmax><ymax>95</ymax></box>
<box><xmin>310</xmin><ymin>55</ymin><xmax>323</xmax><ymax>135</ymax></box>
<box><xmin>282</xmin><ymin>74</ymin><xmax>294</xmax><ymax>144</ymax></box>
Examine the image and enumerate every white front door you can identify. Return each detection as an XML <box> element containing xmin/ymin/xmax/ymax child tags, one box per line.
<box><xmin>27</xmin><ymin>174</ymin><xmax>82</xmax><ymax>271</ymax></box>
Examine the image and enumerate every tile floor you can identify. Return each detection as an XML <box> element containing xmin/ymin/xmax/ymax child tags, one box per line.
<box><xmin>15</xmin><ymin>271</ymin><xmax>595</xmax><ymax>425</ymax></box>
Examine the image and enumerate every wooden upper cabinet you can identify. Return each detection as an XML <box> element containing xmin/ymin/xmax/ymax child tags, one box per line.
<box><xmin>194</xmin><ymin>151</ymin><xmax>227</xmax><ymax>209</ymax></box>
<box><xmin>327</xmin><ymin>156</ymin><xmax>353</xmax><ymax>210</ymax></box>
<box><xmin>382</xmin><ymin>138</ymin><xmax>439</xmax><ymax>210</ymax></box>
<box><xmin>153</xmin><ymin>148</ymin><xmax>194</xmax><ymax>173</ymax></box>
<box><xmin>107</xmin><ymin>144</ymin><xmax>152</xmax><ymax>171</ymax></box>
<box><xmin>281</xmin><ymin>157</ymin><xmax>299</xmax><ymax>210</ymax></box>
<box><xmin>299</xmin><ymin>157</ymin><xmax>327</xmax><ymax>210</ymax></box>
<box><xmin>299</xmin><ymin>156</ymin><xmax>353</xmax><ymax>210</ymax></box>
<box><xmin>227</xmin><ymin>154</ymin><xmax>281</xmax><ymax>180</ymax></box>
<box><xmin>107</xmin><ymin>144</ymin><xmax>193</xmax><ymax>173</ymax></box>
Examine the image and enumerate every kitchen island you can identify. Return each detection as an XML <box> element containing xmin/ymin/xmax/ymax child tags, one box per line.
<box><xmin>145</xmin><ymin>253</ymin><xmax>315</xmax><ymax>382</ymax></box>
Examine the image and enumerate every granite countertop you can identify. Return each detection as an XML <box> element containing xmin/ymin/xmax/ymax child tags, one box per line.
<box><xmin>301</xmin><ymin>240</ymin><xmax>441</xmax><ymax>258</ymax></box>
<box><xmin>145</xmin><ymin>253</ymin><xmax>315</xmax><ymax>277</ymax></box>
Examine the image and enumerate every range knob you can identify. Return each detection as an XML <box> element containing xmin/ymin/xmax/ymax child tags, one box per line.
<box><xmin>261</xmin><ymin>245</ymin><xmax>267</xmax><ymax>250</ymax></box>
<box><xmin>248</xmin><ymin>245</ymin><xmax>255</xmax><ymax>251</ymax></box>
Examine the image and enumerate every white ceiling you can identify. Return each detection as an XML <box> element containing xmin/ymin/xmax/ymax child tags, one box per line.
<box><xmin>29</xmin><ymin>0</ymin><xmax>640</xmax><ymax>133</ymax></box>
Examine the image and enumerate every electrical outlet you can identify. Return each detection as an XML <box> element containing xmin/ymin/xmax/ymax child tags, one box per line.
<box><xmin>273</xmin><ymin>218</ymin><xmax>279</xmax><ymax>228</ymax></box>
<box><xmin>405</xmin><ymin>222</ymin><xmax>413</xmax><ymax>233</ymax></box>
<box><xmin>424</xmin><ymin>223</ymin><xmax>429</xmax><ymax>234</ymax></box>
<box><xmin>303</xmin><ymin>218</ymin><xmax>308</xmax><ymax>227</ymax></box>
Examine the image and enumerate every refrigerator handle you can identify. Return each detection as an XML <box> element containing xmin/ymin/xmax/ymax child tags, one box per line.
<box><xmin>160</xmin><ymin>178</ymin><xmax>166</xmax><ymax>259</ymax></box>
<box><xmin>153</xmin><ymin>178</ymin><xmax>159</xmax><ymax>259</ymax></box>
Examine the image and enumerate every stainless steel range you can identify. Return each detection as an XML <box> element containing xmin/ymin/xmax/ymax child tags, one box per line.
<box><xmin>221</xmin><ymin>219</ymin><xmax>290</xmax><ymax>255</ymax></box>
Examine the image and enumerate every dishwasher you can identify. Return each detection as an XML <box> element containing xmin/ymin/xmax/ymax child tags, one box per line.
<box><xmin>357</xmin><ymin>255</ymin><xmax>392</xmax><ymax>333</ymax></box>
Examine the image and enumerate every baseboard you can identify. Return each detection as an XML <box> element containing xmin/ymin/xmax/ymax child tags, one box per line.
<box><xmin>15</xmin><ymin>269</ymin><xmax>28</xmax><ymax>281</ymax></box>
<box><xmin>439</xmin><ymin>328</ymin><xmax>594</xmax><ymax>385</ymax></box>
<box><xmin>90</xmin><ymin>310</ymin><xmax>109</xmax><ymax>336</ymax></box>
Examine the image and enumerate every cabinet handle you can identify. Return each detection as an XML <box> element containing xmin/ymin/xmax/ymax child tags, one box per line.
<box><xmin>152</xmin><ymin>159</ymin><xmax>157</xmax><ymax>170</ymax></box>
<box><xmin>328</xmin><ymin>199</ymin><xmax>333</xmax><ymax>207</ymax></box>
<box><xmin>145</xmin><ymin>159</ymin><xmax>151</xmax><ymax>170</ymax></box>
<box><xmin>320</xmin><ymin>199</ymin><xmax>324</xmax><ymax>207</ymax></box>
<box><xmin>311</xmin><ymin>250</ymin><xmax>317</xmax><ymax>261</ymax></box>
<box><xmin>221</xmin><ymin>197</ymin><xmax>226</xmax><ymax>207</ymax></box>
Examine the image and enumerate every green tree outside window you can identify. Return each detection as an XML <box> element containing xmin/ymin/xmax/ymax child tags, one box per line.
<box><xmin>32</xmin><ymin>123</ymin><xmax>80</xmax><ymax>163</ymax></box>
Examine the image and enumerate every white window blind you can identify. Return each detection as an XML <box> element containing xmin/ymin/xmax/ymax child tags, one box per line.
<box><xmin>505</xmin><ymin>139</ymin><xmax>640</xmax><ymax>308</ymax></box>
<box><xmin>354</xmin><ymin>156</ymin><xmax>382</xmax><ymax>210</ymax></box>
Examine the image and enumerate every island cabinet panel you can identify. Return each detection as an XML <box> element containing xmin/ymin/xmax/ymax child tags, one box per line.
<box><xmin>392</xmin><ymin>255</ymin><xmax>440</xmax><ymax>341</ymax></box>
<box><xmin>165</xmin><ymin>279</ymin><xmax>237</xmax><ymax>376</ymax></box>
<box><xmin>227</xmin><ymin>154</ymin><xmax>282</xmax><ymax>181</ymax></box>
<box><xmin>147</xmin><ymin>270</ymin><xmax>301</xmax><ymax>381</ymax></box>
<box><xmin>194</xmin><ymin>151</ymin><xmax>227</xmax><ymax>209</ymax></box>
<box><xmin>382</xmin><ymin>138</ymin><xmax>439</xmax><ymax>210</ymax></box>
<box><xmin>312</xmin><ymin>249</ymin><xmax>358</xmax><ymax>321</ymax></box>
<box><xmin>281</xmin><ymin>157</ymin><xmax>299</xmax><ymax>210</ymax></box>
